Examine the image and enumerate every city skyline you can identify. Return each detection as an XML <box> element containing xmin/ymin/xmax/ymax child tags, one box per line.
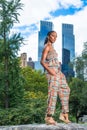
<box><xmin>11</xmin><ymin>0</ymin><xmax>87</xmax><ymax>62</ymax></box>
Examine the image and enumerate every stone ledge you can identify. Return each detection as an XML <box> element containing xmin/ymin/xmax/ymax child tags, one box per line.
<box><xmin>0</xmin><ymin>123</ymin><xmax>87</xmax><ymax>130</ymax></box>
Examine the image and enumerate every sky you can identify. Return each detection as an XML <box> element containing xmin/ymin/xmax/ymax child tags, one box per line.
<box><xmin>12</xmin><ymin>0</ymin><xmax>87</xmax><ymax>62</ymax></box>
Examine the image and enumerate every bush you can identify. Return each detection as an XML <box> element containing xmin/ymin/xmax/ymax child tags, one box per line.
<box><xmin>0</xmin><ymin>97</ymin><xmax>47</xmax><ymax>125</ymax></box>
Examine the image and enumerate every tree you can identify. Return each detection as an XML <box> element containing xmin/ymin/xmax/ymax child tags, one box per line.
<box><xmin>82</xmin><ymin>42</ymin><xmax>87</xmax><ymax>59</ymax></box>
<box><xmin>21</xmin><ymin>66</ymin><xmax>48</xmax><ymax>94</ymax></box>
<box><xmin>74</xmin><ymin>42</ymin><xmax>87</xmax><ymax>81</ymax></box>
<box><xmin>82</xmin><ymin>42</ymin><xmax>87</xmax><ymax>81</ymax></box>
<box><xmin>0</xmin><ymin>0</ymin><xmax>24</xmax><ymax>108</ymax></box>
<box><xmin>71</xmin><ymin>42</ymin><xmax>87</xmax><ymax>122</ymax></box>
<box><xmin>80</xmin><ymin>82</ymin><xmax>87</xmax><ymax>112</ymax></box>
<box><xmin>74</xmin><ymin>56</ymin><xmax>84</xmax><ymax>80</ymax></box>
<box><xmin>69</xmin><ymin>78</ymin><xmax>85</xmax><ymax>122</ymax></box>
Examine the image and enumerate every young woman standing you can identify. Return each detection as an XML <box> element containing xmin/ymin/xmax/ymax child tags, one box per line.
<box><xmin>40</xmin><ymin>31</ymin><xmax>71</xmax><ymax>125</ymax></box>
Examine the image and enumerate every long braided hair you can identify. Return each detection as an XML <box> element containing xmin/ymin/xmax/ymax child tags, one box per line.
<box><xmin>44</xmin><ymin>31</ymin><xmax>56</xmax><ymax>45</ymax></box>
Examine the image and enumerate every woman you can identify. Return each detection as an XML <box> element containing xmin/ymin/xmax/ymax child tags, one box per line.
<box><xmin>40</xmin><ymin>31</ymin><xmax>71</xmax><ymax>125</ymax></box>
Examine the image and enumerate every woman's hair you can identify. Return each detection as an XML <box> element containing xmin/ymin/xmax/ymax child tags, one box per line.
<box><xmin>44</xmin><ymin>31</ymin><xmax>56</xmax><ymax>45</ymax></box>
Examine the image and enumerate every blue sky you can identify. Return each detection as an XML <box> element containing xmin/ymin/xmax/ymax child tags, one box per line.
<box><xmin>12</xmin><ymin>0</ymin><xmax>87</xmax><ymax>62</ymax></box>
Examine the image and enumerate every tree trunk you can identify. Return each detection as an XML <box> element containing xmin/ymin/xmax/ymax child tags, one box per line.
<box><xmin>4</xmin><ymin>27</ymin><xmax>9</xmax><ymax>108</ymax></box>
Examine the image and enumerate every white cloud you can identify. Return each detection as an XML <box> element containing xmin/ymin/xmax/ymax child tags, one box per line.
<box><xmin>17</xmin><ymin>0</ymin><xmax>84</xmax><ymax>26</ymax></box>
<box><xmin>16</xmin><ymin>0</ymin><xmax>87</xmax><ymax>62</ymax></box>
<box><xmin>57</xmin><ymin>0</ymin><xmax>83</xmax><ymax>8</ymax></box>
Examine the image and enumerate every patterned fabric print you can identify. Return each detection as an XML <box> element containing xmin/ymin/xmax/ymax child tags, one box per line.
<box><xmin>58</xmin><ymin>87</ymin><xmax>70</xmax><ymax>113</ymax></box>
<box><xmin>46</xmin><ymin>74</ymin><xmax>59</xmax><ymax>115</ymax></box>
<box><xmin>45</xmin><ymin>47</ymin><xmax>70</xmax><ymax>115</ymax></box>
<box><xmin>46</xmin><ymin>49</ymin><xmax>58</xmax><ymax>61</ymax></box>
<box><xmin>46</xmin><ymin>49</ymin><xmax>60</xmax><ymax>69</ymax></box>
<box><xmin>58</xmin><ymin>74</ymin><xmax>70</xmax><ymax>113</ymax></box>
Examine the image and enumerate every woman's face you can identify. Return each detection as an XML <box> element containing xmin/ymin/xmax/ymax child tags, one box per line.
<box><xmin>49</xmin><ymin>32</ymin><xmax>57</xmax><ymax>43</ymax></box>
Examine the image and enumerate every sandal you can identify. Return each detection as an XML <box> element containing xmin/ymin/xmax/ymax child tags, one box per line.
<box><xmin>45</xmin><ymin>117</ymin><xmax>58</xmax><ymax>125</ymax></box>
<box><xmin>59</xmin><ymin>113</ymin><xmax>71</xmax><ymax>124</ymax></box>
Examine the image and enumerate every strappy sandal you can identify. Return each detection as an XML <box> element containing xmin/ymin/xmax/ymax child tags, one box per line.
<box><xmin>59</xmin><ymin>113</ymin><xmax>71</xmax><ymax>124</ymax></box>
<box><xmin>45</xmin><ymin>117</ymin><xmax>58</xmax><ymax>125</ymax></box>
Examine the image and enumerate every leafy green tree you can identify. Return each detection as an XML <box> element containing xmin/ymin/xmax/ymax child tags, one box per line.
<box><xmin>0</xmin><ymin>0</ymin><xmax>24</xmax><ymax>108</ymax></box>
<box><xmin>80</xmin><ymin>82</ymin><xmax>87</xmax><ymax>114</ymax></box>
<box><xmin>69</xmin><ymin>78</ymin><xmax>85</xmax><ymax>122</ymax></box>
<box><xmin>82</xmin><ymin>42</ymin><xmax>87</xmax><ymax>59</ymax></box>
<box><xmin>75</xmin><ymin>56</ymin><xmax>84</xmax><ymax>80</ymax></box>
<box><xmin>20</xmin><ymin>66</ymin><xmax>48</xmax><ymax>124</ymax></box>
<box><xmin>69</xmin><ymin>41</ymin><xmax>87</xmax><ymax>122</ymax></box>
<box><xmin>82</xmin><ymin>42</ymin><xmax>87</xmax><ymax>81</ymax></box>
<box><xmin>74</xmin><ymin>42</ymin><xmax>87</xmax><ymax>81</ymax></box>
<box><xmin>21</xmin><ymin>66</ymin><xmax>48</xmax><ymax>94</ymax></box>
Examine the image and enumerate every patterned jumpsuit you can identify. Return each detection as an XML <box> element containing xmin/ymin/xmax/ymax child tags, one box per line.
<box><xmin>45</xmin><ymin>47</ymin><xmax>70</xmax><ymax>116</ymax></box>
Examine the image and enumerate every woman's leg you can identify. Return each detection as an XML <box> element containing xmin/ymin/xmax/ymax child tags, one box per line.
<box><xmin>58</xmin><ymin>87</ymin><xmax>70</xmax><ymax>113</ymax></box>
<box><xmin>46</xmin><ymin>73</ymin><xmax>59</xmax><ymax>115</ymax></box>
<box><xmin>45</xmin><ymin>74</ymin><xmax>58</xmax><ymax>124</ymax></box>
<box><xmin>57</xmin><ymin>72</ymin><xmax>71</xmax><ymax>123</ymax></box>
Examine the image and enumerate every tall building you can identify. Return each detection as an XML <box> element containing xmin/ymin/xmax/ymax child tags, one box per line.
<box><xmin>38</xmin><ymin>20</ymin><xmax>53</xmax><ymax>61</ymax></box>
<box><xmin>20</xmin><ymin>53</ymin><xmax>27</xmax><ymax>67</ymax></box>
<box><xmin>62</xmin><ymin>23</ymin><xmax>75</xmax><ymax>77</ymax></box>
<box><xmin>35</xmin><ymin>20</ymin><xmax>53</xmax><ymax>71</ymax></box>
<box><xmin>62</xmin><ymin>48</ymin><xmax>70</xmax><ymax>64</ymax></box>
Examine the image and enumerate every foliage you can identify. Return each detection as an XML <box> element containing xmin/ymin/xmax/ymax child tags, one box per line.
<box><xmin>0</xmin><ymin>0</ymin><xmax>24</xmax><ymax>108</ymax></box>
<box><xmin>69</xmin><ymin>78</ymin><xmax>86</xmax><ymax>122</ymax></box>
<box><xmin>0</xmin><ymin>90</ymin><xmax>47</xmax><ymax>125</ymax></box>
<box><xmin>75</xmin><ymin>56</ymin><xmax>84</xmax><ymax>80</ymax></box>
<box><xmin>82</xmin><ymin>42</ymin><xmax>87</xmax><ymax>60</ymax></box>
<box><xmin>74</xmin><ymin>41</ymin><xmax>87</xmax><ymax>81</ymax></box>
<box><xmin>21</xmin><ymin>66</ymin><xmax>48</xmax><ymax>94</ymax></box>
<box><xmin>80</xmin><ymin>82</ymin><xmax>87</xmax><ymax>112</ymax></box>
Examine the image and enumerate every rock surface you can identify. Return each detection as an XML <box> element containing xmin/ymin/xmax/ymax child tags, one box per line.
<box><xmin>0</xmin><ymin>123</ymin><xmax>87</xmax><ymax>130</ymax></box>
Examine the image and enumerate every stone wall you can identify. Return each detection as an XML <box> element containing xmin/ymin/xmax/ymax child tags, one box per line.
<box><xmin>0</xmin><ymin>123</ymin><xmax>87</xmax><ymax>130</ymax></box>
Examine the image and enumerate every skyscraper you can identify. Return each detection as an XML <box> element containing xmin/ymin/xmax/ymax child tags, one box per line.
<box><xmin>35</xmin><ymin>20</ymin><xmax>53</xmax><ymax>71</ymax></box>
<box><xmin>62</xmin><ymin>23</ymin><xmax>75</xmax><ymax>77</ymax></box>
<box><xmin>38</xmin><ymin>20</ymin><xmax>53</xmax><ymax>61</ymax></box>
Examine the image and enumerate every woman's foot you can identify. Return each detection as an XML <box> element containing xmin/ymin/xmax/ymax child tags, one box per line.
<box><xmin>45</xmin><ymin>116</ymin><xmax>58</xmax><ymax>125</ymax></box>
<box><xmin>59</xmin><ymin>113</ymin><xmax>71</xmax><ymax>124</ymax></box>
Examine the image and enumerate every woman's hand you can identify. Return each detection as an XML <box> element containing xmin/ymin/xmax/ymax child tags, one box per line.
<box><xmin>48</xmin><ymin>68</ymin><xmax>57</xmax><ymax>76</ymax></box>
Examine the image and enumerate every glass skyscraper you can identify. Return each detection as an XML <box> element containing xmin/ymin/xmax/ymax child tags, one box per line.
<box><xmin>62</xmin><ymin>23</ymin><xmax>75</xmax><ymax>77</ymax></box>
<box><xmin>38</xmin><ymin>20</ymin><xmax>53</xmax><ymax>61</ymax></box>
<box><xmin>35</xmin><ymin>20</ymin><xmax>53</xmax><ymax>71</ymax></box>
